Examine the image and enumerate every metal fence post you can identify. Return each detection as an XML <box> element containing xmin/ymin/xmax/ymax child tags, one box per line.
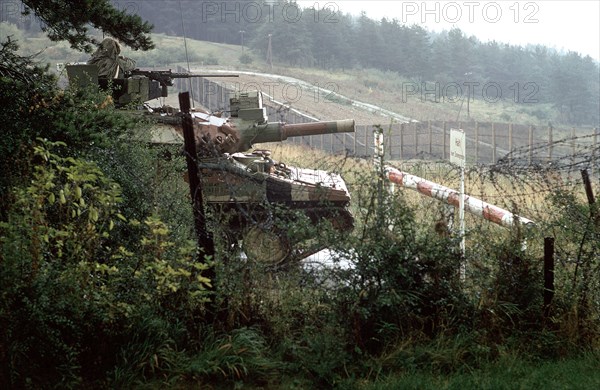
<box><xmin>543</xmin><ymin>237</ymin><xmax>555</xmax><ymax>318</ymax></box>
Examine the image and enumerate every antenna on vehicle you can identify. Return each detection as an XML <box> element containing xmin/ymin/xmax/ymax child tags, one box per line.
<box><xmin>179</xmin><ymin>0</ymin><xmax>195</xmax><ymax>108</ymax></box>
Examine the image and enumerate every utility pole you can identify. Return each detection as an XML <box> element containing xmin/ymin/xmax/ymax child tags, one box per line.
<box><xmin>239</xmin><ymin>30</ymin><xmax>246</xmax><ymax>54</ymax></box>
<box><xmin>465</xmin><ymin>72</ymin><xmax>472</xmax><ymax>119</ymax></box>
<box><xmin>266</xmin><ymin>34</ymin><xmax>273</xmax><ymax>71</ymax></box>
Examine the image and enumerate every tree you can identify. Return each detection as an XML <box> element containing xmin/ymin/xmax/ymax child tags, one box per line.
<box><xmin>550</xmin><ymin>52</ymin><xmax>600</xmax><ymax>124</ymax></box>
<box><xmin>354</xmin><ymin>12</ymin><xmax>385</xmax><ymax>69</ymax></box>
<box><xmin>251</xmin><ymin>2</ymin><xmax>314</xmax><ymax>67</ymax></box>
<box><xmin>445</xmin><ymin>28</ymin><xmax>475</xmax><ymax>79</ymax></box>
<box><xmin>21</xmin><ymin>0</ymin><xmax>154</xmax><ymax>52</ymax></box>
<box><xmin>404</xmin><ymin>24</ymin><xmax>431</xmax><ymax>80</ymax></box>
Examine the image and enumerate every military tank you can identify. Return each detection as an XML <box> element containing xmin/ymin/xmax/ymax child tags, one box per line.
<box><xmin>66</xmin><ymin>64</ymin><xmax>355</xmax><ymax>266</ymax></box>
<box><xmin>167</xmin><ymin>90</ymin><xmax>355</xmax><ymax>265</ymax></box>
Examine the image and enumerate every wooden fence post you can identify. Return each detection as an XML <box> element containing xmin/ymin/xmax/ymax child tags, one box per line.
<box><xmin>364</xmin><ymin>125</ymin><xmax>369</xmax><ymax>157</ymax></box>
<box><xmin>414</xmin><ymin>122</ymin><xmax>418</xmax><ymax>158</ymax></box>
<box><xmin>592</xmin><ymin>128</ymin><xmax>598</xmax><ymax>179</ymax></box>
<box><xmin>548</xmin><ymin>125</ymin><xmax>553</xmax><ymax>161</ymax></box>
<box><xmin>509</xmin><ymin>123</ymin><xmax>514</xmax><ymax>163</ymax></box>
<box><xmin>353</xmin><ymin>127</ymin><xmax>357</xmax><ymax>156</ymax></box>
<box><xmin>428</xmin><ymin>120</ymin><xmax>432</xmax><ymax>156</ymax></box>
<box><xmin>388</xmin><ymin>125</ymin><xmax>393</xmax><ymax>159</ymax></box>
<box><xmin>196</xmin><ymin>77</ymin><xmax>201</xmax><ymax>105</ymax></box>
<box><xmin>400</xmin><ymin>123</ymin><xmax>404</xmax><ymax>160</ymax></box>
<box><xmin>179</xmin><ymin>92</ymin><xmax>215</xmax><ymax>259</ymax></box>
<box><xmin>581</xmin><ymin>168</ymin><xmax>599</xmax><ymax>228</ymax></box>
<box><xmin>528</xmin><ymin>125</ymin><xmax>534</xmax><ymax>165</ymax></box>
<box><xmin>571</xmin><ymin>127</ymin><xmax>576</xmax><ymax>167</ymax></box>
<box><xmin>475</xmin><ymin>122</ymin><xmax>480</xmax><ymax>164</ymax></box>
<box><xmin>543</xmin><ymin>237</ymin><xmax>555</xmax><ymax>318</ymax></box>
<box><xmin>206</xmin><ymin>79</ymin><xmax>211</xmax><ymax>110</ymax></box>
<box><xmin>221</xmin><ymin>83</ymin><xmax>226</xmax><ymax>109</ymax></box>
<box><xmin>330</xmin><ymin>133</ymin><xmax>334</xmax><ymax>153</ymax></box>
<box><xmin>442</xmin><ymin>121</ymin><xmax>447</xmax><ymax>160</ymax></box>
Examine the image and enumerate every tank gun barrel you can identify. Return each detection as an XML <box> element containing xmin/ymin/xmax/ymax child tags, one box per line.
<box><xmin>282</xmin><ymin>119</ymin><xmax>355</xmax><ymax>138</ymax></box>
<box><xmin>252</xmin><ymin>119</ymin><xmax>355</xmax><ymax>144</ymax></box>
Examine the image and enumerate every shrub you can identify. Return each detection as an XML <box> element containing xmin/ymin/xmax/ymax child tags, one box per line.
<box><xmin>239</xmin><ymin>53</ymin><xmax>253</xmax><ymax>65</ymax></box>
<box><xmin>204</xmin><ymin>52</ymin><xmax>219</xmax><ymax>65</ymax></box>
<box><xmin>0</xmin><ymin>140</ymin><xmax>212</xmax><ymax>387</ymax></box>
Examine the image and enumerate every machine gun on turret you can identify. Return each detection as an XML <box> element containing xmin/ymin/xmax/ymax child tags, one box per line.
<box><xmin>127</xmin><ymin>69</ymin><xmax>238</xmax><ymax>99</ymax></box>
<box><xmin>66</xmin><ymin>64</ymin><xmax>238</xmax><ymax>106</ymax></box>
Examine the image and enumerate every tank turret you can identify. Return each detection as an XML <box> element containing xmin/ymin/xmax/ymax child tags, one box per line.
<box><xmin>191</xmin><ymin>91</ymin><xmax>354</xmax><ymax>155</ymax></box>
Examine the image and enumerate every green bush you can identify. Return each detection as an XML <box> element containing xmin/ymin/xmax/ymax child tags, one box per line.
<box><xmin>239</xmin><ymin>53</ymin><xmax>253</xmax><ymax>65</ymax></box>
<box><xmin>0</xmin><ymin>38</ymin><xmax>138</xmax><ymax>215</ymax></box>
<box><xmin>327</xmin><ymin>175</ymin><xmax>468</xmax><ymax>354</ymax></box>
<box><xmin>204</xmin><ymin>52</ymin><xmax>219</xmax><ymax>66</ymax></box>
<box><xmin>177</xmin><ymin>327</ymin><xmax>278</xmax><ymax>384</ymax></box>
<box><xmin>0</xmin><ymin>139</ymin><xmax>212</xmax><ymax>387</ymax></box>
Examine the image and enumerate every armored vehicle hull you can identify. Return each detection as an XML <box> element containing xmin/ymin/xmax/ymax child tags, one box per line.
<box><xmin>199</xmin><ymin>152</ymin><xmax>353</xmax><ymax>265</ymax></box>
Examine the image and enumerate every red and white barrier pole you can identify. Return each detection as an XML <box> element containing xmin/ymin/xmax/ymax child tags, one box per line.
<box><xmin>383</xmin><ymin>166</ymin><xmax>535</xmax><ymax>229</ymax></box>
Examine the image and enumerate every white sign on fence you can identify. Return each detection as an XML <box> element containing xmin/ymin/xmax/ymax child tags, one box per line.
<box><xmin>450</xmin><ymin>128</ymin><xmax>466</xmax><ymax>166</ymax></box>
<box><xmin>450</xmin><ymin>128</ymin><xmax>466</xmax><ymax>276</ymax></box>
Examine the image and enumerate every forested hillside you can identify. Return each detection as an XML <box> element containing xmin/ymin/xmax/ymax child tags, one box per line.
<box><xmin>127</xmin><ymin>0</ymin><xmax>599</xmax><ymax>126</ymax></box>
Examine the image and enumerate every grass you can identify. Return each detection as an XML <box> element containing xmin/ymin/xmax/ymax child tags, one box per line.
<box><xmin>139</xmin><ymin>353</ymin><xmax>600</xmax><ymax>389</ymax></box>
<box><xmin>360</xmin><ymin>353</ymin><xmax>600</xmax><ymax>390</ymax></box>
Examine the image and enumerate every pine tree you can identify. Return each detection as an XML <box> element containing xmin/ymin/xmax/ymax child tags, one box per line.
<box><xmin>21</xmin><ymin>0</ymin><xmax>154</xmax><ymax>52</ymax></box>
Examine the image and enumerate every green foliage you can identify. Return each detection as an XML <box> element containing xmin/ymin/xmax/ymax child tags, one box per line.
<box><xmin>0</xmin><ymin>140</ymin><xmax>212</xmax><ymax>388</ymax></box>
<box><xmin>21</xmin><ymin>0</ymin><xmax>154</xmax><ymax>52</ymax></box>
<box><xmin>360</xmin><ymin>353</ymin><xmax>600</xmax><ymax>390</ymax></box>
<box><xmin>239</xmin><ymin>52</ymin><xmax>253</xmax><ymax>65</ymax></box>
<box><xmin>130</xmin><ymin>44</ymin><xmax>202</xmax><ymax>67</ymax></box>
<box><xmin>0</xmin><ymin>38</ymin><xmax>138</xmax><ymax>215</ymax></box>
<box><xmin>203</xmin><ymin>52</ymin><xmax>219</xmax><ymax>66</ymax></box>
<box><xmin>277</xmin><ymin>324</ymin><xmax>352</xmax><ymax>387</ymax></box>
<box><xmin>540</xmin><ymin>188</ymin><xmax>600</xmax><ymax>348</ymax></box>
<box><xmin>0</xmin><ymin>37</ymin><xmax>56</xmax><ymax>212</ymax></box>
<box><xmin>327</xmin><ymin>175</ymin><xmax>468</xmax><ymax>353</ymax></box>
<box><xmin>177</xmin><ymin>327</ymin><xmax>278</xmax><ymax>384</ymax></box>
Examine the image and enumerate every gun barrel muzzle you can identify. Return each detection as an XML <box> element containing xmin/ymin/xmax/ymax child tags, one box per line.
<box><xmin>282</xmin><ymin>119</ymin><xmax>355</xmax><ymax>138</ymax></box>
